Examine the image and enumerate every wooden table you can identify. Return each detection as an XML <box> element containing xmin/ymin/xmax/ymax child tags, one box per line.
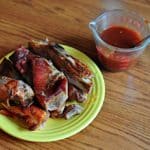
<box><xmin>0</xmin><ymin>0</ymin><xmax>149</xmax><ymax>149</ymax></box>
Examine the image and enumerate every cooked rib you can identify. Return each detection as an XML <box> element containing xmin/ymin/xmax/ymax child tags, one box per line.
<box><xmin>28</xmin><ymin>40</ymin><xmax>93</xmax><ymax>102</ymax></box>
<box><xmin>63</xmin><ymin>104</ymin><xmax>83</xmax><ymax>119</ymax></box>
<box><xmin>28</xmin><ymin>39</ymin><xmax>49</xmax><ymax>58</ymax></box>
<box><xmin>50</xmin><ymin>104</ymin><xmax>83</xmax><ymax>119</ymax></box>
<box><xmin>11</xmin><ymin>47</ymin><xmax>68</xmax><ymax>112</ymax></box>
<box><xmin>9</xmin><ymin>47</ymin><xmax>32</xmax><ymax>85</ymax></box>
<box><xmin>0</xmin><ymin>76</ymin><xmax>34</xmax><ymax>108</ymax></box>
<box><xmin>49</xmin><ymin>43</ymin><xmax>93</xmax><ymax>93</ymax></box>
<box><xmin>0</xmin><ymin>104</ymin><xmax>49</xmax><ymax>130</ymax></box>
<box><xmin>30</xmin><ymin>55</ymin><xmax>68</xmax><ymax>112</ymax></box>
<box><xmin>68</xmin><ymin>84</ymin><xmax>87</xmax><ymax>102</ymax></box>
<box><xmin>0</xmin><ymin>58</ymin><xmax>21</xmax><ymax>80</ymax></box>
<box><xmin>50</xmin><ymin>110</ymin><xmax>64</xmax><ymax>118</ymax></box>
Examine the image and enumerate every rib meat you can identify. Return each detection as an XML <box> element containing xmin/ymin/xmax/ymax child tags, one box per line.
<box><xmin>50</xmin><ymin>104</ymin><xmax>83</xmax><ymax>119</ymax></box>
<box><xmin>0</xmin><ymin>58</ymin><xmax>21</xmax><ymax>80</ymax></box>
<box><xmin>28</xmin><ymin>40</ymin><xmax>93</xmax><ymax>102</ymax></box>
<box><xmin>0</xmin><ymin>104</ymin><xmax>49</xmax><ymax>130</ymax></box>
<box><xmin>49</xmin><ymin>43</ymin><xmax>93</xmax><ymax>93</ymax></box>
<box><xmin>30</xmin><ymin>55</ymin><xmax>68</xmax><ymax>112</ymax></box>
<box><xmin>68</xmin><ymin>84</ymin><xmax>87</xmax><ymax>102</ymax></box>
<box><xmin>0</xmin><ymin>76</ymin><xmax>34</xmax><ymax>108</ymax></box>
<box><xmin>11</xmin><ymin>47</ymin><xmax>68</xmax><ymax>112</ymax></box>
<box><xmin>63</xmin><ymin>104</ymin><xmax>83</xmax><ymax>119</ymax></box>
<box><xmin>10</xmin><ymin>47</ymin><xmax>32</xmax><ymax>85</ymax></box>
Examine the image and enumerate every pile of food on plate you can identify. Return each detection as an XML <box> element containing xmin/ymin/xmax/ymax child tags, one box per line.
<box><xmin>0</xmin><ymin>39</ymin><xmax>93</xmax><ymax>130</ymax></box>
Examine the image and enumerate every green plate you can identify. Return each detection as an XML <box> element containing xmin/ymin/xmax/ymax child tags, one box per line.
<box><xmin>0</xmin><ymin>45</ymin><xmax>105</xmax><ymax>142</ymax></box>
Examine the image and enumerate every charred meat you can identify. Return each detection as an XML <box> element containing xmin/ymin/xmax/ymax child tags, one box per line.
<box><xmin>50</xmin><ymin>104</ymin><xmax>83</xmax><ymax>119</ymax></box>
<box><xmin>0</xmin><ymin>39</ymin><xmax>92</xmax><ymax>130</ymax></box>
<box><xmin>0</xmin><ymin>76</ymin><xmax>34</xmax><ymax>108</ymax></box>
<box><xmin>49</xmin><ymin>43</ymin><xmax>93</xmax><ymax>93</ymax></box>
<box><xmin>10</xmin><ymin>47</ymin><xmax>32</xmax><ymax>85</ymax></box>
<box><xmin>11</xmin><ymin>47</ymin><xmax>68</xmax><ymax>112</ymax></box>
<box><xmin>0</xmin><ymin>105</ymin><xmax>49</xmax><ymax>130</ymax></box>
<box><xmin>68</xmin><ymin>84</ymin><xmax>87</xmax><ymax>102</ymax></box>
<box><xmin>0</xmin><ymin>58</ymin><xmax>21</xmax><ymax>80</ymax></box>
<box><xmin>63</xmin><ymin>104</ymin><xmax>83</xmax><ymax>119</ymax></box>
<box><xmin>28</xmin><ymin>40</ymin><xmax>93</xmax><ymax>102</ymax></box>
<box><xmin>30</xmin><ymin>55</ymin><xmax>68</xmax><ymax>112</ymax></box>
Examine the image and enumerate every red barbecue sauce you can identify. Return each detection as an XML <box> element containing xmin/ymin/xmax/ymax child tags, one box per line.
<box><xmin>97</xmin><ymin>26</ymin><xmax>142</xmax><ymax>71</ymax></box>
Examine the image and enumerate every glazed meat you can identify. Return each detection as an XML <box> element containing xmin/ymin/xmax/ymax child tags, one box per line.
<box><xmin>30</xmin><ymin>55</ymin><xmax>68</xmax><ymax>112</ymax></box>
<box><xmin>0</xmin><ymin>39</ymin><xmax>90</xmax><ymax>130</ymax></box>
<box><xmin>49</xmin><ymin>43</ymin><xmax>93</xmax><ymax>93</ymax></box>
<box><xmin>50</xmin><ymin>104</ymin><xmax>83</xmax><ymax>119</ymax></box>
<box><xmin>0</xmin><ymin>58</ymin><xmax>21</xmax><ymax>80</ymax></box>
<box><xmin>0</xmin><ymin>76</ymin><xmax>34</xmax><ymax>108</ymax></box>
<box><xmin>68</xmin><ymin>84</ymin><xmax>87</xmax><ymax>102</ymax></box>
<box><xmin>28</xmin><ymin>39</ymin><xmax>49</xmax><ymax>58</ymax></box>
<box><xmin>10</xmin><ymin>47</ymin><xmax>32</xmax><ymax>85</ymax></box>
<box><xmin>11</xmin><ymin>47</ymin><xmax>68</xmax><ymax>112</ymax></box>
<box><xmin>0</xmin><ymin>105</ymin><xmax>49</xmax><ymax>130</ymax></box>
<box><xmin>28</xmin><ymin>40</ymin><xmax>93</xmax><ymax>102</ymax></box>
<box><xmin>63</xmin><ymin>104</ymin><xmax>83</xmax><ymax>119</ymax></box>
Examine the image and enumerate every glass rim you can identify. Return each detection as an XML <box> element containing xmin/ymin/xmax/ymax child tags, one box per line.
<box><xmin>91</xmin><ymin>9</ymin><xmax>149</xmax><ymax>53</ymax></box>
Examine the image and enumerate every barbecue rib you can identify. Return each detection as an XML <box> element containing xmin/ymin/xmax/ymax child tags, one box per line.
<box><xmin>0</xmin><ymin>76</ymin><xmax>34</xmax><ymax>108</ymax></box>
<box><xmin>49</xmin><ymin>43</ymin><xmax>93</xmax><ymax>94</ymax></box>
<box><xmin>0</xmin><ymin>105</ymin><xmax>49</xmax><ymax>130</ymax></box>
<box><xmin>30</xmin><ymin>55</ymin><xmax>68</xmax><ymax>112</ymax></box>
<box><xmin>63</xmin><ymin>104</ymin><xmax>83</xmax><ymax>119</ymax></box>
<box><xmin>28</xmin><ymin>39</ymin><xmax>93</xmax><ymax>102</ymax></box>
<box><xmin>10</xmin><ymin>46</ymin><xmax>32</xmax><ymax>85</ymax></box>
<box><xmin>0</xmin><ymin>58</ymin><xmax>21</xmax><ymax>80</ymax></box>
<box><xmin>50</xmin><ymin>104</ymin><xmax>84</xmax><ymax>119</ymax></box>
<box><xmin>68</xmin><ymin>84</ymin><xmax>87</xmax><ymax>102</ymax></box>
<box><xmin>11</xmin><ymin>46</ymin><xmax>68</xmax><ymax>112</ymax></box>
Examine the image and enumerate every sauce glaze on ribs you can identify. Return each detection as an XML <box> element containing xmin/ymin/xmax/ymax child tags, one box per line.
<box><xmin>28</xmin><ymin>40</ymin><xmax>93</xmax><ymax>102</ymax></box>
<box><xmin>0</xmin><ymin>76</ymin><xmax>34</xmax><ymax>108</ymax></box>
<box><xmin>10</xmin><ymin>46</ymin><xmax>68</xmax><ymax>112</ymax></box>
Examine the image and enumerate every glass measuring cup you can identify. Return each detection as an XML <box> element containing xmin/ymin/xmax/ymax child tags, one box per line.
<box><xmin>89</xmin><ymin>9</ymin><xmax>149</xmax><ymax>71</ymax></box>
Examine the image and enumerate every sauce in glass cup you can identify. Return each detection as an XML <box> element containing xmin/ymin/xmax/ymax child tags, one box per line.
<box><xmin>89</xmin><ymin>9</ymin><xmax>149</xmax><ymax>71</ymax></box>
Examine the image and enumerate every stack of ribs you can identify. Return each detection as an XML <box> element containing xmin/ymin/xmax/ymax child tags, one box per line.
<box><xmin>0</xmin><ymin>60</ymin><xmax>48</xmax><ymax>130</ymax></box>
<box><xmin>28</xmin><ymin>40</ymin><xmax>93</xmax><ymax>102</ymax></box>
<box><xmin>0</xmin><ymin>39</ymin><xmax>93</xmax><ymax>130</ymax></box>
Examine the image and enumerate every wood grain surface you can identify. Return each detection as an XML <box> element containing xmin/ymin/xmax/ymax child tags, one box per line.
<box><xmin>0</xmin><ymin>0</ymin><xmax>150</xmax><ymax>150</ymax></box>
